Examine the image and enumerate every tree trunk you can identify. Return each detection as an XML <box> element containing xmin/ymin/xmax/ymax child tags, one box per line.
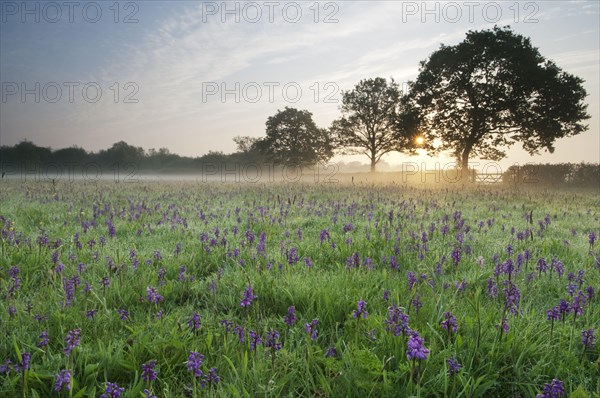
<box><xmin>370</xmin><ymin>158</ymin><xmax>376</xmax><ymax>173</ymax></box>
<box><xmin>461</xmin><ymin>147</ymin><xmax>471</xmax><ymax>182</ymax></box>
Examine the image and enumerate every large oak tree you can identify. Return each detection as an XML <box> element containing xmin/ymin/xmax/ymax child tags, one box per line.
<box><xmin>259</xmin><ymin>107</ymin><xmax>333</xmax><ymax>166</ymax></box>
<box><xmin>331</xmin><ymin>77</ymin><xmax>420</xmax><ymax>172</ymax></box>
<box><xmin>409</xmin><ymin>26</ymin><xmax>589</xmax><ymax>176</ymax></box>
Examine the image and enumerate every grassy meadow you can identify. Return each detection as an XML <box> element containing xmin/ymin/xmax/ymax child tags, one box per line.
<box><xmin>0</xmin><ymin>179</ymin><xmax>598</xmax><ymax>397</ymax></box>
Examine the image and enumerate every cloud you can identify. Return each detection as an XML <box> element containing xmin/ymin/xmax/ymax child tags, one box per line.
<box><xmin>552</xmin><ymin>49</ymin><xmax>600</xmax><ymax>67</ymax></box>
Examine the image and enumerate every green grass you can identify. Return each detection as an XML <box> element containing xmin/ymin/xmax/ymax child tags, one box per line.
<box><xmin>0</xmin><ymin>180</ymin><xmax>598</xmax><ymax>397</ymax></box>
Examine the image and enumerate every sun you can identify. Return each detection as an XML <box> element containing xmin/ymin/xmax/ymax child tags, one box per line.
<box><xmin>415</xmin><ymin>136</ymin><xmax>425</xmax><ymax>146</ymax></box>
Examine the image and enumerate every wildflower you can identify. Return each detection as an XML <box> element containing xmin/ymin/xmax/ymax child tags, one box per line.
<box><xmin>506</xmin><ymin>244</ymin><xmax>513</xmax><ymax>257</ymax></box>
<box><xmin>60</xmin><ymin>278</ymin><xmax>74</xmax><ymax>306</ymax></box>
<box><xmin>487</xmin><ymin>278</ymin><xmax>498</xmax><ymax>298</ymax></box>
<box><xmin>64</xmin><ymin>329</ymin><xmax>80</xmax><ymax>356</ymax></box>
<box><xmin>141</xmin><ymin>360</ymin><xmax>158</xmax><ymax>382</ymax></box>
<box><xmin>385</xmin><ymin>305</ymin><xmax>410</xmax><ymax>337</ymax></box>
<box><xmin>546</xmin><ymin>307</ymin><xmax>560</xmax><ymax>322</ymax></box>
<box><xmin>248</xmin><ymin>330</ymin><xmax>262</xmax><ymax>350</ymax></box>
<box><xmin>219</xmin><ymin>319</ymin><xmax>234</xmax><ymax>333</ymax></box>
<box><xmin>503</xmin><ymin>259</ymin><xmax>515</xmax><ymax>277</ymax></box>
<box><xmin>264</xmin><ymin>330</ymin><xmax>282</xmax><ymax>351</ymax></box>
<box><xmin>406</xmin><ymin>271</ymin><xmax>417</xmax><ymax>290</ymax></box>
<box><xmin>157</xmin><ymin>268</ymin><xmax>166</xmax><ymax>285</ymax></box>
<box><xmin>586</xmin><ymin>286</ymin><xmax>595</xmax><ymax>301</ymax></box>
<box><xmin>107</xmin><ymin>220</ymin><xmax>116</xmax><ymax>238</ymax></box>
<box><xmin>286</xmin><ymin>247</ymin><xmax>299</xmax><ymax>265</ymax></box>
<box><xmin>304</xmin><ymin>319</ymin><xmax>319</xmax><ymax>340</ymax></box>
<box><xmin>537</xmin><ymin>258</ymin><xmax>548</xmax><ymax>274</ymax></box>
<box><xmin>178</xmin><ymin>266</ymin><xmax>187</xmax><ymax>282</ymax></box>
<box><xmin>37</xmin><ymin>330</ymin><xmax>49</xmax><ymax>348</ymax></box>
<box><xmin>37</xmin><ymin>235</ymin><xmax>49</xmax><ymax>247</ymax></box>
<box><xmin>187</xmin><ymin>351</ymin><xmax>204</xmax><ymax>378</ymax></box>
<box><xmin>234</xmin><ymin>325</ymin><xmax>245</xmax><ymax>343</ymax></box>
<box><xmin>284</xmin><ymin>306</ymin><xmax>296</xmax><ymax>327</ymax></box>
<box><xmin>325</xmin><ymin>347</ymin><xmax>337</xmax><ymax>358</ymax></box>
<box><xmin>575</xmin><ymin>270</ymin><xmax>585</xmax><ymax>287</ymax></box>
<box><xmin>346</xmin><ymin>252</ymin><xmax>360</xmax><ymax>269</ymax></box>
<box><xmin>14</xmin><ymin>352</ymin><xmax>30</xmax><ymax>372</ymax></box>
<box><xmin>86</xmin><ymin>309</ymin><xmax>97</xmax><ymax>319</ymax></box>
<box><xmin>390</xmin><ymin>256</ymin><xmax>399</xmax><ymax>270</ymax></box>
<box><xmin>406</xmin><ymin>332</ymin><xmax>429</xmax><ymax>361</ymax></box>
<box><xmin>100</xmin><ymin>276</ymin><xmax>110</xmax><ymax>289</ymax></box>
<box><xmin>209</xmin><ymin>278</ymin><xmax>217</xmax><ymax>293</ymax></box>
<box><xmin>0</xmin><ymin>359</ymin><xmax>12</xmax><ymax>374</ymax></box>
<box><xmin>117</xmin><ymin>309</ymin><xmax>129</xmax><ymax>321</ymax></box>
<box><xmin>411</xmin><ymin>294</ymin><xmax>423</xmax><ymax>314</ymax></box>
<box><xmin>8</xmin><ymin>266</ymin><xmax>20</xmax><ymax>293</ymax></box>
<box><xmin>352</xmin><ymin>300</ymin><xmax>368</xmax><ymax>319</ymax></box>
<box><xmin>441</xmin><ymin>311</ymin><xmax>458</xmax><ymax>334</ymax></box>
<box><xmin>55</xmin><ymin>262</ymin><xmax>65</xmax><ymax>274</ymax></box>
<box><xmin>319</xmin><ymin>229</ymin><xmax>330</xmax><ymax>243</ymax></box>
<box><xmin>441</xmin><ymin>224</ymin><xmax>449</xmax><ymax>235</ymax></box>
<box><xmin>497</xmin><ymin>317</ymin><xmax>509</xmax><ymax>334</ymax></box>
<box><xmin>188</xmin><ymin>313</ymin><xmax>201</xmax><ymax>332</ymax></box>
<box><xmin>34</xmin><ymin>314</ymin><xmax>47</xmax><ymax>323</ymax></box>
<box><xmin>536</xmin><ymin>378</ymin><xmax>565</xmax><ymax>398</ymax></box>
<box><xmin>455</xmin><ymin>280</ymin><xmax>467</xmax><ymax>293</ymax></box>
<box><xmin>100</xmin><ymin>382</ymin><xmax>125</xmax><ymax>398</ymax></box>
<box><xmin>205</xmin><ymin>367</ymin><xmax>221</xmax><ymax>386</ymax></box>
<box><xmin>54</xmin><ymin>369</ymin><xmax>71</xmax><ymax>392</ymax></box>
<box><xmin>244</xmin><ymin>229</ymin><xmax>255</xmax><ymax>244</ymax></box>
<box><xmin>554</xmin><ymin>261</ymin><xmax>564</xmax><ymax>277</ymax></box>
<box><xmin>451</xmin><ymin>246</ymin><xmax>461</xmax><ymax>267</ymax></box>
<box><xmin>503</xmin><ymin>282</ymin><xmax>521</xmax><ymax>315</ymax></box>
<box><xmin>582</xmin><ymin>329</ymin><xmax>595</xmax><ymax>350</ymax></box>
<box><xmin>143</xmin><ymin>389</ymin><xmax>157</xmax><ymax>398</ymax></box>
<box><xmin>572</xmin><ymin>291</ymin><xmax>587</xmax><ymax>320</ymax></box>
<box><xmin>146</xmin><ymin>286</ymin><xmax>164</xmax><ymax>304</ymax></box>
<box><xmin>383</xmin><ymin>289</ymin><xmax>390</xmax><ymax>301</ymax></box>
<box><xmin>447</xmin><ymin>357</ymin><xmax>461</xmax><ymax>375</ymax></box>
<box><xmin>240</xmin><ymin>286</ymin><xmax>257</xmax><ymax>307</ymax></box>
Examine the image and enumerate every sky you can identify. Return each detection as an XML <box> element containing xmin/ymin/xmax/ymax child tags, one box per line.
<box><xmin>1</xmin><ymin>0</ymin><xmax>599</xmax><ymax>172</ymax></box>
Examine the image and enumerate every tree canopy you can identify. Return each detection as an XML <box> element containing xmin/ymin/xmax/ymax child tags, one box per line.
<box><xmin>409</xmin><ymin>26</ymin><xmax>589</xmax><ymax>175</ymax></box>
<box><xmin>330</xmin><ymin>77</ymin><xmax>420</xmax><ymax>172</ymax></box>
<box><xmin>257</xmin><ymin>107</ymin><xmax>333</xmax><ymax>166</ymax></box>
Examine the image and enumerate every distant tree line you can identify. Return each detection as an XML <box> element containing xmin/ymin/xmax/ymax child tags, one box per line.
<box><xmin>502</xmin><ymin>163</ymin><xmax>600</xmax><ymax>188</ymax></box>
<box><xmin>0</xmin><ymin>140</ymin><xmax>268</xmax><ymax>175</ymax></box>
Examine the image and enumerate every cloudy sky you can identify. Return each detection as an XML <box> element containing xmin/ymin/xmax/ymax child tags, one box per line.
<box><xmin>1</xmin><ymin>0</ymin><xmax>598</xmax><ymax>170</ymax></box>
